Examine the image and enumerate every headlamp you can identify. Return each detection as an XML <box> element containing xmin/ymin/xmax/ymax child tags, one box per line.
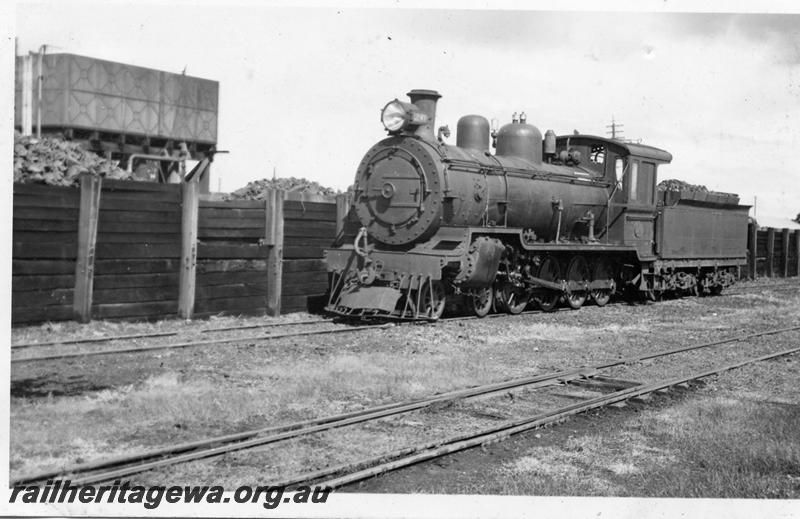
<box><xmin>380</xmin><ymin>99</ymin><xmax>429</xmax><ymax>133</ymax></box>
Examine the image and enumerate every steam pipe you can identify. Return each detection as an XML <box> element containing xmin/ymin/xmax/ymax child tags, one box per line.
<box><xmin>553</xmin><ymin>199</ymin><xmax>564</xmax><ymax>243</ymax></box>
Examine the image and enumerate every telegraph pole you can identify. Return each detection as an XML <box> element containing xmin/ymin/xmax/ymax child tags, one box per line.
<box><xmin>606</xmin><ymin>115</ymin><xmax>624</xmax><ymax>140</ymax></box>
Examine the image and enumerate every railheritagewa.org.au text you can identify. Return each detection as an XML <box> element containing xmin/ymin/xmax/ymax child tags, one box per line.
<box><xmin>9</xmin><ymin>479</ymin><xmax>331</xmax><ymax>509</ymax></box>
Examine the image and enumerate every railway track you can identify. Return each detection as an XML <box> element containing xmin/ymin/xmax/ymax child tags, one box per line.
<box><xmin>10</xmin><ymin>306</ymin><xmax>585</xmax><ymax>363</ymax></box>
<box><xmin>11</xmin><ymin>318</ymin><xmax>331</xmax><ymax>350</ymax></box>
<box><xmin>307</xmin><ymin>344</ymin><xmax>800</xmax><ymax>490</ymax></box>
<box><xmin>11</xmin><ymin>281</ymin><xmax>798</xmax><ymax>364</ymax></box>
<box><xmin>13</xmin><ymin>324</ymin><xmax>800</xmax><ymax>487</ymax></box>
<box><xmin>12</xmin><ymin>280</ymin><xmax>796</xmax><ymax>349</ymax></box>
<box><xmin>10</xmin><ymin>322</ymin><xmax>390</xmax><ymax>363</ymax></box>
<box><xmin>724</xmin><ymin>283</ymin><xmax>799</xmax><ymax>295</ymax></box>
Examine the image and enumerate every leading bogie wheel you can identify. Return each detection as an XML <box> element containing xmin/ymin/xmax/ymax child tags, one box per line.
<box><xmin>565</xmin><ymin>256</ymin><xmax>589</xmax><ymax>310</ymax></box>
<box><xmin>421</xmin><ymin>280</ymin><xmax>446</xmax><ymax>320</ymax></box>
<box><xmin>469</xmin><ymin>286</ymin><xmax>493</xmax><ymax>318</ymax></box>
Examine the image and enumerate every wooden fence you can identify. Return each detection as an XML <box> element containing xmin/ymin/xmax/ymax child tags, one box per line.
<box><xmin>12</xmin><ymin>183</ymin><xmax>81</xmax><ymax>324</ymax></box>
<box><xmin>746</xmin><ymin>222</ymin><xmax>800</xmax><ymax>279</ymax></box>
<box><xmin>12</xmin><ymin>176</ymin><xmax>348</xmax><ymax>325</ymax></box>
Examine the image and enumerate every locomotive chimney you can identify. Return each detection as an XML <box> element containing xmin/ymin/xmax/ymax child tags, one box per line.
<box><xmin>407</xmin><ymin>89</ymin><xmax>441</xmax><ymax>142</ymax></box>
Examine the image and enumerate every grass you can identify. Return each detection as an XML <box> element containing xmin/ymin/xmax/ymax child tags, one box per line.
<box><xmin>486</xmin><ymin>394</ymin><xmax>800</xmax><ymax>498</ymax></box>
<box><xmin>10</xmin><ymin>282</ymin><xmax>800</xmax><ymax>489</ymax></box>
<box><xmin>9</xmin><ymin>347</ymin><xmax>503</xmax><ymax>476</ymax></box>
<box><xmin>10</xmin><ymin>372</ymin><xmax>272</xmax><ymax>474</ymax></box>
<box><xmin>10</xmin><ymin>315</ymin><xmax>621</xmax><ymax>480</ymax></box>
<box><xmin>645</xmin><ymin>397</ymin><xmax>800</xmax><ymax>498</ymax></box>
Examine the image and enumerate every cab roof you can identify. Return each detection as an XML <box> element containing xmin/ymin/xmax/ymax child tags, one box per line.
<box><xmin>556</xmin><ymin>134</ymin><xmax>673</xmax><ymax>163</ymax></box>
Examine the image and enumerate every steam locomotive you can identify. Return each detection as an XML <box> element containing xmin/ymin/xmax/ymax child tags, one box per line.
<box><xmin>323</xmin><ymin>89</ymin><xmax>749</xmax><ymax>320</ymax></box>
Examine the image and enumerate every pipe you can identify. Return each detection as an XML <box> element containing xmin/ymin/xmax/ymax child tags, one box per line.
<box><xmin>586</xmin><ymin>211</ymin><xmax>595</xmax><ymax>241</ymax></box>
<box><xmin>602</xmin><ymin>161</ymin><xmax>626</xmax><ymax>243</ymax></box>
<box><xmin>553</xmin><ymin>199</ymin><xmax>564</xmax><ymax>243</ymax></box>
<box><xmin>36</xmin><ymin>45</ymin><xmax>45</xmax><ymax>139</ymax></box>
<box><xmin>21</xmin><ymin>55</ymin><xmax>33</xmax><ymax>135</ymax></box>
<box><xmin>125</xmin><ymin>153</ymin><xmax>183</xmax><ymax>173</ymax></box>
<box><xmin>354</xmin><ymin>227</ymin><xmax>370</xmax><ymax>258</ymax></box>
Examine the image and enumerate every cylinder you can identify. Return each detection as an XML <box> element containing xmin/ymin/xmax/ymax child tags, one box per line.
<box><xmin>456</xmin><ymin>115</ymin><xmax>490</xmax><ymax>151</ymax></box>
<box><xmin>495</xmin><ymin>122</ymin><xmax>543</xmax><ymax>164</ymax></box>
<box><xmin>407</xmin><ymin>89</ymin><xmax>441</xmax><ymax>142</ymax></box>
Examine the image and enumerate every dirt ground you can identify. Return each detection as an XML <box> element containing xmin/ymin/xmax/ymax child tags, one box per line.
<box><xmin>8</xmin><ymin>279</ymin><xmax>800</xmax><ymax>497</ymax></box>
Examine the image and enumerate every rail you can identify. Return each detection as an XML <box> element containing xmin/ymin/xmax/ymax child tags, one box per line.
<box><xmin>312</xmin><ymin>343</ymin><xmax>800</xmax><ymax>489</ymax></box>
<box><xmin>11</xmin><ymin>282</ymin><xmax>799</xmax><ymax>363</ymax></box>
<box><xmin>12</xmin><ymin>324</ymin><xmax>800</xmax><ymax>486</ymax></box>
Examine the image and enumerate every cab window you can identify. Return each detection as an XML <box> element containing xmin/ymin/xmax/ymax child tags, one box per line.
<box><xmin>574</xmin><ymin>144</ymin><xmax>605</xmax><ymax>177</ymax></box>
<box><xmin>589</xmin><ymin>144</ymin><xmax>605</xmax><ymax>165</ymax></box>
<box><xmin>615</xmin><ymin>157</ymin><xmax>624</xmax><ymax>181</ymax></box>
<box><xmin>637</xmin><ymin>161</ymin><xmax>656</xmax><ymax>204</ymax></box>
<box><xmin>629</xmin><ymin>161</ymin><xmax>639</xmax><ymax>201</ymax></box>
<box><xmin>628</xmin><ymin>160</ymin><xmax>656</xmax><ymax>205</ymax></box>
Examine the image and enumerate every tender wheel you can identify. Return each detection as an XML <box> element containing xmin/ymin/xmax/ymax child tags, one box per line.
<box><xmin>421</xmin><ymin>280</ymin><xmax>446</xmax><ymax>320</ymax></box>
<box><xmin>498</xmin><ymin>283</ymin><xmax>530</xmax><ymax>315</ymax></box>
<box><xmin>535</xmin><ymin>257</ymin><xmax>561</xmax><ymax>312</ymax></box>
<box><xmin>565</xmin><ymin>256</ymin><xmax>589</xmax><ymax>310</ymax></box>
<box><xmin>469</xmin><ymin>286</ymin><xmax>493</xmax><ymax>318</ymax></box>
<box><xmin>590</xmin><ymin>259</ymin><xmax>614</xmax><ymax>307</ymax></box>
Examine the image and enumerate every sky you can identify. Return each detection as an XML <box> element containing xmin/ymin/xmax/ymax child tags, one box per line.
<box><xmin>8</xmin><ymin>1</ymin><xmax>800</xmax><ymax>220</ymax></box>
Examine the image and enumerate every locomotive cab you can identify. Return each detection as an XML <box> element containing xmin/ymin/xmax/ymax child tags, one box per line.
<box><xmin>555</xmin><ymin>135</ymin><xmax>672</xmax><ymax>258</ymax></box>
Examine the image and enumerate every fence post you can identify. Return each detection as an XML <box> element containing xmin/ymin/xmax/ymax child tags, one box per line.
<box><xmin>265</xmin><ymin>189</ymin><xmax>285</xmax><ymax>316</ymax></box>
<box><xmin>73</xmin><ymin>173</ymin><xmax>102</xmax><ymax>323</ymax></box>
<box><xmin>765</xmin><ymin>227</ymin><xmax>775</xmax><ymax>277</ymax></box>
<box><xmin>795</xmin><ymin>229</ymin><xmax>800</xmax><ymax>277</ymax></box>
<box><xmin>178</xmin><ymin>181</ymin><xmax>199</xmax><ymax>319</ymax></box>
<box><xmin>747</xmin><ymin>221</ymin><xmax>757</xmax><ymax>280</ymax></box>
<box><xmin>781</xmin><ymin>228</ymin><xmax>790</xmax><ymax>278</ymax></box>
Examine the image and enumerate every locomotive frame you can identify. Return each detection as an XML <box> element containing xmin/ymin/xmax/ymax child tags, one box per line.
<box><xmin>324</xmin><ymin>89</ymin><xmax>749</xmax><ymax>320</ymax></box>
